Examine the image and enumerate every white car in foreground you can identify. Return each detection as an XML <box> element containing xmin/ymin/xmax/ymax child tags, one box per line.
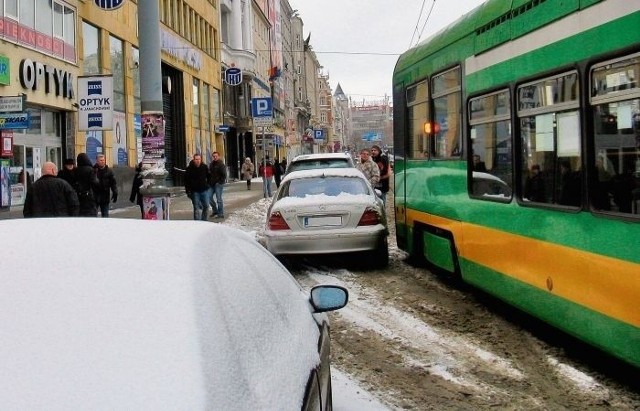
<box><xmin>0</xmin><ymin>218</ymin><xmax>347</xmax><ymax>410</ymax></box>
<box><xmin>265</xmin><ymin>168</ymin><xmax>389</xmax><ymax>267</ymax></box>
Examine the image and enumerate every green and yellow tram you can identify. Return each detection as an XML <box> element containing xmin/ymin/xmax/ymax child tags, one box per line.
<box><xmin>392</xmin><ymin>0</ymin><xmax>640</xmax><ymax>367</ymax></box>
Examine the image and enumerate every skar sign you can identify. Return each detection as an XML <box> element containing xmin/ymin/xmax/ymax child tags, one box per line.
<box><xmin>77</xmin><ymin>75</ymin><xmax>114</xmax><ymax>131</ymax></box>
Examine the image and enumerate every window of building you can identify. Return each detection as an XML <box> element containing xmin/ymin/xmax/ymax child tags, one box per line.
<box><xmin>406</xmin><ymin>80</ymin><xmax>429</xmax><ymax>159</ymax></box>
<box><xmin>518</xmin><ymin>71</ymin><xmax>581</xmax><ymax>207</ymax></box>
<box><xmin>6</xmin><ymin>0</ymin><xmax>17</xmax><ymax>18</ymax></box>
<box><xmin>20</xmin><ymin>0</ymin><xmax>34</xmax><ymax>28</ymax></box>
<box><xmin>590</xmin><ymin>53</ymin><xmax>640</xmax><ymax>215</ymax></box>
<box><xmin>36</xmin><ymin>0</ymin><xmax>53</xmax><ymax>36</ymax></box>
<box><xmin>213</xmin><ymin>88</ymin><xmax>221</xmax><ymax>123</ymax></box>
<box><xmin>82</xmin><ymin>22</ymin><xmax>100</xmax><ymax>75</ymax></box>
<box><xmin>110</xmin><ymin>35</ymin><xmax>125</xmax><ymax>112</ymax></box>
<box><xmin>193</xmin><ymin>78</ymin><xmax>200</xmax><ymax>129</ymax></box>
<box><xmin>469</xmin><ymin>90</ymin><xmax>512</xmax><ymax>200</ymax></box>
<box><xmin>203</xmin><ymin>83</ymin><xmax>210</xmax><ymax>132</ymax></box>
<box><xmin>132</xmin><ymin>47</ymin><xmax>141</xmax><ymax>115</ymax></box>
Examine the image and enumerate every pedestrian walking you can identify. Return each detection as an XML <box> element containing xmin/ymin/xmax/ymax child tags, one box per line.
<box><xmin>241</xmin><ymin>157</ymin><xmax>255</xmax><ymax>190</ymax></box>
<box><xmin>23</xmin><ymin>162</ymin><xmax>79</xmax><ymax>218</ymax></box>
<box><xmin>129</xmin><ymin>162</ymin><xmax>144</xmax><ymax>218</ymax></box>
<box><xmin>94</xmin><ymin>154</ymin><xmax>118</xmax><ymax>217</ymax></box>
<box><xmin>371</xmin><ymin>145</ymin><xmax>390</xmax><ymax>206</ymax></box>
<box><xmin>75</xmin><ymin>153</ymin><xmax>99</xmax><ymax>217</ymax></box>
<box><xmin>274</xmin><ymin>158</ymin><xmax>283</xmax><ymax>188</ymax></box>
<box><xmin>258</xmin><ymin>159</ymin><xmax>275</xmax><ymax>198</ymax></box>
<box><xmin>184</xmin><ymin>153</ymin><xmax>211</xmax><ymax>221</ymax></box>
<box><xmin>355</xmin><ymin>148</ymin><xmax>380</xmax><ymax>188</ymax></box>
<box><xmin>209</xmin><ymin>151</ymin><xmax>227</xmax><ymax>219</ymax></box>
<box><xmin>57</xmin><ymin>158</ymin><xmax>77</xmax><ymax>188</ymax></box>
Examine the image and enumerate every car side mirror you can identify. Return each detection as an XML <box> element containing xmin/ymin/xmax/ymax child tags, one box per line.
<box><xmin>310</xmin><ymin>285</ymin><xmax>348</xmax><ymax>313</ymax></box>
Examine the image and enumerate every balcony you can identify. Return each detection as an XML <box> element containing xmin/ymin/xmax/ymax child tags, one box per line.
<box><xmin>221</xmin><ymin>43</ymin><xmax>257</xmax><ymax>79</ymax></box>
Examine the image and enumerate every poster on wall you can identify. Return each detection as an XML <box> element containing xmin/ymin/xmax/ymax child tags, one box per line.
<box><xmin>113</xmin><ymin>111</ymin><xmax>128</xmax><ymax>166</ymax></box>
<box><xmin>86</xmin><ymin>131</ymin><xmax>104</xmax><ymax>164</ymax></box>
<box><xmin>33</xmin><ymin>148</ymin><xmax>42</xmax><ymax>180</ymax></box>
<box><xmin>134</xmin><ymin>114</ymin><xmax>142</xmax><ymax>164</ymax></box>
<box><xmin>142</xmin><ymin>196</ymin><xmax>169</xmax><ymax>220</ymax></box>
<box><xmin>0</xmin><ymin>161</ymin><xmax>10</xmax><ymax>208</ymax></box>
<box><xmin>141</xmin><ymin>113</ymin><xmax>164</xmax><ymax>164</ymax></box>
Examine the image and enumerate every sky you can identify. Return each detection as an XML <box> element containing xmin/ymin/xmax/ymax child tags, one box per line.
<box><xmin>288</xmin><ymin>0</ymin><xmax>487</xmax><ymax>103</ymax></box>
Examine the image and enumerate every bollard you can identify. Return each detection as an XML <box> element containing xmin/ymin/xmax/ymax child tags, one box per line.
<box><xmin>139</xmin><ymin>167</ymin><xmax>170</xmax><ymax>220</ymax></box>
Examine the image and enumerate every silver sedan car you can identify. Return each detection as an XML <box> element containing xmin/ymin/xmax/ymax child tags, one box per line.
<box><xmin>265</xmin><ymin>168</ymin><xmax>389</xmax><ymax>266</ymax></box>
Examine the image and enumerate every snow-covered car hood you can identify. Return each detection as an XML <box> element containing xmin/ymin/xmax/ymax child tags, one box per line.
<box><xmin>0</xmin><ymin>218</ymin><xmax>321</xmax><ymax>410</ymax></box>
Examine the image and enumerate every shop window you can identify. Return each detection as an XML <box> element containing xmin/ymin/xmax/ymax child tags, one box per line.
<box><xmin>110</xmin><ymin>35</ymin><xmax>126</xmax><ymax>112</ymax></box>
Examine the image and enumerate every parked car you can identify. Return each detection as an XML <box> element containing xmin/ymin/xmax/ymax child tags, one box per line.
<box><xmin>0</xmin><ymin>218</ymin><xmax>348</xmax><ymax>410</ymax></box>
<box><xmin>286</xmin><ymin>152</ymin><xmax>355</xmax><ymax>174</ymax></box>
<box><xmin>265</xmin><ymin>168</ymin><xmax>389</xmax><ymax>266</ymax></box>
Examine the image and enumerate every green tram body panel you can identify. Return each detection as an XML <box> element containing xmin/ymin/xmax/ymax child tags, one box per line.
<box><xmin>392</xmin><ymin>0</ymin><xmax>640</xmax><ymax>367</ymax></box>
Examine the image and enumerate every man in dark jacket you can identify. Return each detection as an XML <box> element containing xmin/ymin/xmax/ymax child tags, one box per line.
<box><xmin>184</xmin><ymin>153</ymin><xmax>211</xmax><ymax>220</ymax></box>
<box><xmin>94</xmin><ymin>154</ymin><xmax>118</xmax><ymax>217</ymax></box>
<box><xmin>75</xmin><ymin>153</ymin><xmax>99</xmax><ymax>217</ymax></box>
<box><xmin>209</xmin><ymin>151</ymin><xmax>227</xmax><ymax>218</ymax></box>
<box><xmin>57</xmin><ymin>158</ymin><xmax>77</xmax><ymax>188</ymax></box>
<box><xmin>23</xmin><ymin>162</ymin><xmax>79</xmax><ymax>218</ymax></box>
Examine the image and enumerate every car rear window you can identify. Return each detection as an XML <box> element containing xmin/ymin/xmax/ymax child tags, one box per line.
<box><xmin>282</xmin><ymin>177</ymin><xmax>368</xmax><ymax>198</ymax></box>
<box><xmin>287</xmin><ymin>159</ymin><xmax>351</xmax><ymax>173</ymax></box>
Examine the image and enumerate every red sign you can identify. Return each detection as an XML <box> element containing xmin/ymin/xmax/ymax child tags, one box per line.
<box><xmin>1</xmin><ymin>132</ymin><xmax>13</xmax><ymax>157</ymax></box>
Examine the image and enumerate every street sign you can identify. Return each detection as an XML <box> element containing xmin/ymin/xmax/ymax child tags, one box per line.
<box><xmin>224</xmin><ymin>68</ymin><xmax>242</xmax><ymax>86</ymax></box>
<box><xmin>94</xmin><ymin>0</ymin><xmax>125</xmax><ymax>10</ymax></box>
<box><xmin>216</xmin><ymin>125</ymin><xmax>230</xmax><ymax>132</ymax></box>
<box><xmin>251</xmin><ymin>97</ymin><xmax>273</xmax><ymax>118</ymax></box>
<box><xmin>253</xmin><ymin>117</ymin><xmax>274</xmax><ymax>127</ymax></box>
<box><xmin>0</xmin><ymin>96</ymin><xmax>25</xmax><ymax>112</ymax></box>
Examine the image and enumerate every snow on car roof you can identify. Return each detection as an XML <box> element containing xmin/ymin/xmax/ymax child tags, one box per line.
<box><xmin>290</xmin><ymin>152</ymin><xmax>351</xmax><ymax>161</ymax></box>
<box><xmin>0</xmin><ymin>218</ymin><xmax>320</xmax><ymax>410</ymax></box>
<box><xmin>282</xmin><ymin>167</ymin><xmax>367</xmax><ymax>183</ymax></box>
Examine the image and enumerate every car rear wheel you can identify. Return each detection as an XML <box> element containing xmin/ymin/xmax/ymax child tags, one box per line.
<box><xmin>368</xmin><ymin>236</ymin><xmax>389</xmax><ymax>268</ymax></box>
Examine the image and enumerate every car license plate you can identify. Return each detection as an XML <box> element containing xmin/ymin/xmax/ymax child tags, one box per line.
<box><xmin>304</xmin><ymin>216</ymin><xmax>342</xmax><ymax>227</ymax></box>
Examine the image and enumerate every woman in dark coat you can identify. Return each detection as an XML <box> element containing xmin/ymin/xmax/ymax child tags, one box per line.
<box><xmin>75</xmin><ymin>153</ymin><xmax>99</xmax><ymax>217</ymax></box>
<box><xmin>129</xmin><ymin>162</ymin><xmax>144</xmax><ymax>218</ymax></box>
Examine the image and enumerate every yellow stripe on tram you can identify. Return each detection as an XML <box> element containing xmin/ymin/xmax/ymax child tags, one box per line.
<box><xmin>406</xmin><ymin>209</ymin><xmax>640</xmax><ymax>328</ymax></box>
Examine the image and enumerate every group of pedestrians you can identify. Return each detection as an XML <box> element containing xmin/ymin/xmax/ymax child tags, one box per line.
<box><xmin>23</xmin><ymin>153</ymin><xmax>118</xmax><ymax>218</ymax></box>
<box><xmin>184</xmin><ymin>152</ymin><xmax>227</xmax><ymax>221</ymax></box>
<box><xmin>356</xmin><ymin>145</ymin><xmax>390</xmax><ymax>206</ymax></box>
<box><xmin>239</xmin><ymin>156</ymin><xmax>287</xmax><ymax>198</ymax></box>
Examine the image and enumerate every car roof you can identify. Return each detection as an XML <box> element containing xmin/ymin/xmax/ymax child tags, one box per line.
<box><xmin>290</xmin><ymin>152</ymin><xmax>352</xmax><ymax>162</ymax></box>
<box><xmin>282</xmin><ymin>167</ymin><xmax>367</xmax><ymax>183</ymax></box>
<box><xmin>0</xmin><ymin>219</ymin><xmax>321</xmax><ymax>410</ymax></box>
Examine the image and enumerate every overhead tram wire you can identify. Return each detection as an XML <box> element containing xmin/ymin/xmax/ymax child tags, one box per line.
<box><xmin>409</xmin><ymin>0</ymin><xmax>430</xmax><ymax>48</ymax></box>
<box><xmin>415</xmin><ymin>0</ymin><xmax>437</xmax><ymax>46</ymax></box>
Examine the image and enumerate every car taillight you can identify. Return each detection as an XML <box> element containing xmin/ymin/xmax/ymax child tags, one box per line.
<box><xmin>268</xmin><ymin>211</ymin><xmax>290</xmax><ymax>230</ymax></box>
<box><xmin>357</xmin><ymin>208</ymin><xmax>381</xmax><ymax>226</ymax></box>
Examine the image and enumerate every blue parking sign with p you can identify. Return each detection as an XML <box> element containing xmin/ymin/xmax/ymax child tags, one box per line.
<box><xmin>251</xmin><ymin>98</ymin><xmax>273</xmax><ymax>118</ymax></box>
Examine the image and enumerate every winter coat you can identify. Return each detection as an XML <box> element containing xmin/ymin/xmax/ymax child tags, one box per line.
<box><xmin>184</xmin><ymin>161</ymin><xmax>210</xmax><ymax>194</ymax></box>
<box><xmin>241</xmin><ymin>160</ymin><xmax>254</xmax><ymax>180</ymax></box>
<box><xmin>75</xmin><ymin>153</ymin><xmax>99</xmax><ymax>217</ymax></box>
<box><xmin>372</xmin><ymin>154</ymin><xmax>390</xmax><ymax>193</ymax></box>
<box><xmin>209</xmin><ymin>159</ymin><xmax>227</xmax><ymax>185</ymax></box>
<box><xmin>129</xmin><ymin>165</ymin><xmax>144</xmax><ymax>206</ymax></box>
<box><xmin>23</xmin><ymin>175</ymin><xmax>79</xmax><ymax>218</ymax></box>
<box><xmin>57</xmin><ymin>167</ymin><xmax>77</xmax><ymax>189</ymax></box>
<box><xmin>356</xmin><ymin>158</ymin><xmax>381</xmax><ymax>187</ymax></box>
<box><xmin>94</xmin><ymin>165</ymin><xmax>118</xmax><ymax>205</ymax></box>
<box><xmin>259</xmin><ymin>162</ymin><xmax>275</xmax><ymax>179</ymax></box>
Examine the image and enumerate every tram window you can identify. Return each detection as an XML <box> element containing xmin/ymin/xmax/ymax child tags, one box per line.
<box><xmin>469</xmin><ymin>90</ymin><xmax>513</xmax><ymax>200</ymax></box>
<box><xmin>590</xmin><ymin>54</ymin><xmax>640</xmax><ymax>216</ymax></box>
<box><xmin>407</xmin><ymin>81</ymin><xmax>430</xmax><ymax>159</ymax></box>
<box><xmin>591</xmin><ymin>99</ymin><xmax>640</xmax><ymax>215</ymax></box>
<box><xmin>518</xmin><ymin>72</ymin><xmax>582</xmax><ymax>208</ymax></box>
<box><xmin>432</xmin><ymin>67</ymin><xmax>461</xmax><ymax>158</ymax></box>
